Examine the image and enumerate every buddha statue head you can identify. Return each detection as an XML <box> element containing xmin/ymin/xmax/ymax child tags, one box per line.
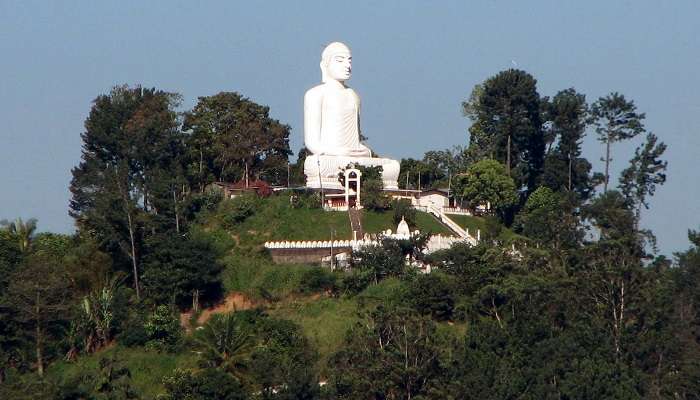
<box><xmin>320</xmin><ymin>41</ymin><xmax>352</xmax><ymax>83</ymax></box>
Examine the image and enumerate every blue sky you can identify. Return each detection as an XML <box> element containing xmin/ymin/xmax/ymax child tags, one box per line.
<box><xmin>1</xmin><ymin>1</ymin><xmax>698</xmax><ymax>257</ymax></box>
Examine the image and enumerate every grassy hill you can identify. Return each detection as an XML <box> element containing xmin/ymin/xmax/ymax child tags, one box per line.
<box><xmin>362</xmin><ymin>210</ymin><xmax>454</xmax><ymax>236</ymax></box>
<box><xmin>201</xmin><ymin>193</ymin><xmax>455</xmax><ymax>245</ymax></box>
<box><xmin>29</xmin><ymin>194</ymin><xmax>474</xmax><ymax>396</ymax></box>
<box><xmin>201</xmin><ymin>194</ymin><xmax>351</xmax><ymax>246</ymax></box>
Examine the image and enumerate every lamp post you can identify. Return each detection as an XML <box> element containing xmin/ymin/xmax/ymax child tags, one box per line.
<box><xmin>329</xmin><ymin>228</ymin><xmax>335</xmax><ymax>271</ymax></box>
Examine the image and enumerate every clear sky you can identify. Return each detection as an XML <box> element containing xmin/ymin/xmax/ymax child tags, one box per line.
<box><xmin>1</xmin><ymin>1</ymin><xmax>698</xmax><ymax>257</ymax></box>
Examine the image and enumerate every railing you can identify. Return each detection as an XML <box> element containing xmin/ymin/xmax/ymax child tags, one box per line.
<box><xmin>264</xmin><ymin>234</ymin><xmax>472</xmax><ymax>254</ymax></box>
<box><xmin>416</xmin><ymin>204</ymin><xmax>478</xmax><ymax>244</ymax></box>
<box><xmin>443</xmin><ymin>207</ymin><xmax>472</xmax><ymax>215</ymax></box>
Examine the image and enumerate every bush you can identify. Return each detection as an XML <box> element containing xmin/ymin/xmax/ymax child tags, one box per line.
<box><xmin>220</xmin><ymin>194</ymin><xmax>259</xmax><ymax>227</ymax></box>
<box><xmin>185</xmin><ymin>189</ymin><xmax>223</xmax><ymax>219</ymax></box>
<box><xmin>482</xmin><ymin>215</ymin><xmax>504</xmax><ymax>243</ymax></box>
<box><xmin>144</xmin><ymin>305</ymin><xmax>182</xmax><ymax>351</ymax></box>
<box><xmin>160</xmin><ymin>368</ymin><xmax>248</xmax><ymax>400</ymax></box>
<box><xmin>299</xmin><ymin>267</ymin><xmax>338</xmax><ymax>294</ymax></box>
<box><xmin>117</xmin><ymin>310</ymin><xmax>149</xmax><ymax>347</ymax></box>
<box><xmin>289</xmin><ymin>190</ymin><xmax>322</xmax><ymax>209</ymax></box>
<box><xmin>340</xmin><ymin>270</ymin><xmax>373</xmax><ymax>296</ymax></box>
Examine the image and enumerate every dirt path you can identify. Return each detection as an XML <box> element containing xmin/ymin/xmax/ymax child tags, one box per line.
<box><xmin>180</xmin><ymin>292</ymin><xmax>260</xmax><ymax>333</ymax></box>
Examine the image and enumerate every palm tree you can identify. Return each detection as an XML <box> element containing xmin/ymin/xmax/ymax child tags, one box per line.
<box><xmin>193</xmin><ymin>313</ymin><xmax>253</xmax><ymax>383</ymax></box>
<box><xmin>0</xmin><ymin>217</ymin><xmax>38</xmax><ymax>253</ymax></box>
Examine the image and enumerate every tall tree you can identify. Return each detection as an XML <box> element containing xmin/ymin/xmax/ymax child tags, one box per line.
<box><xmin>590</xmin><ymin>92</ymin><xmax>646</xmax><ymax>191</ymax></box>
<box><xmin>6</xmin><ymin>254</ymin><xmax>71</xmax><ymax>376</ymax></box>
<box><xmin>183</xmin><ymin>92</ymin><xmax>292</xmax><ymax>188</ymax></box>
<box><xmin>70</xmin><ymin>85</ymin><xmax>183</xmax><ymax>299</ymax></box>
<box><xmin>671</xmin><ymin>228</ymin><xmax>700</xmax><ymax>397</ymax></box>
<box><xmin>548</xmin><ymin>88</ymin><xmax>588</xmax><ymax>191</ymax></box>
<box><xmin>141</xmin><ymin>233</ymin><xmax>224</xmax><ymax>310</ymax></box>
<box><xmin>619</xmin><ymin>132</ymin><xmax>668</xmax><ymax>226</ymax></box>
<box><xmin>465</xmin><ymin>70</ymin><xmax>545</xmax><ymax>192</ymax></box>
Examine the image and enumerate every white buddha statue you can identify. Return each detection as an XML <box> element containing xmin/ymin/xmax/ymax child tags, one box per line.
<box><xmin>303</xmin><ymin>42</ymin><xmax>400</xmax><ymax>190</ymax></box>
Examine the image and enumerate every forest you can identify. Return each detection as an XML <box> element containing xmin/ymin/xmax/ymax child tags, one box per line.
<box><xmin>1</xmin><ymin>69</ymin><xmax>699</xmax><ymax>399</ymax></box>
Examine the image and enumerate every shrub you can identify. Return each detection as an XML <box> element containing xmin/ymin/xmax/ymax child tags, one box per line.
<box><xmin>160</xmin><ymin>368</ymin><xmax>248</xmax><ymax>400</ymax></box>
<box><xmin>340</xmin><ymin>270</ymin><xmax>373</xmax><ymax>295</ymax></box>
<box><xmin>299</xmin><ymin>267</ymin><xmax>338</xmax><ymax>294</ymax></box>
<box><xmin>185</xmin><ymin>189</ymin><xmax>223</xmax><ymax>219</ymax></box>
<box><xmin>289</xmin><ymin>189</ymin><xmax>322</xmax><ymax>209</ymax></box>
<box><xmin>352</xmin><ymin>241</ymin><xmax>406</xmax><ymax>285</ymax></box>
<box><xmin>144</xmin><ymin>305</ymin><xmax>182</xmax><ymax>351</ymax></box>
<box><xmin>220</xmin><ymin>194</ymin><xmax>259</xmax><ymax>227</ymax></box>
<box><xmin>118</xmin><ymin>311</ymin><xmax>149</xmax><ymax>347</ymax></box>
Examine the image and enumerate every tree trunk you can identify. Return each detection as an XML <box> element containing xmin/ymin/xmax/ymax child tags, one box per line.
<box><xmin>604</xmin><ymin>133</ymin><xmax>611</xmax><ymax>192</ymax></box>
<box><xmin>199</xmin><ymin>148</ymin><xmax>204</xmax><ymax>192</ymax></box>
<box><xmin>126</xmin><ymin>211</ymin><xmax>140</xmax><ymax>300</ymax></box>
<box><xmin>506</xmin><ymin>134</ymin><xmax>512</xmax><ymax>176</ymax></box>
<box><xmin>192</xmin><ymin>289</ymin><xmax>200</xmax><ymax>313</ymax></box>
<box><xmin>568</xmin><ymin>152</ymin><xmax>573</xmax><ymax>191</ymax></box>
<box><xmin>35</xmin><ymin>295</ymin><xmax>44</xmax><ymax>376</ymax></box>
<box><xmin>173</xmin><ymin>188</ymin><xmax>180</xmax><ymax>234</ymax></box>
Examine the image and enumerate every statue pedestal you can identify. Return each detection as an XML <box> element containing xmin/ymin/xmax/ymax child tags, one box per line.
<box><xmin>304</xmin><ymin>154</ymin><xmax>400</xmax><ymax>190</ymax></box>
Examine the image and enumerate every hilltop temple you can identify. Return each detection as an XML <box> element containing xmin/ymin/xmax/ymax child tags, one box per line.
<box><xmin>302</xmin><ymin>42</ymin><xmax>400</xmax><ymax>191</ymax></box>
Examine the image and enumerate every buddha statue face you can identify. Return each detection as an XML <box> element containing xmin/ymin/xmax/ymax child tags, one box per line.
<box><xmin>320</xmin><ymin>42</ymin><xmax>352</xmax><ymax>83</ymax></box>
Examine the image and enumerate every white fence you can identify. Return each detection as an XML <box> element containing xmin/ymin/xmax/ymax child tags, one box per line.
<box><xmin>442</xmin><ymin>207</ymin><xmax>472</xmax><ymax>215</ymax></box>
<box><xmin>264</xmin><ymin>233</ymin><xmax>475</xmax><ymax>254</ymax></box>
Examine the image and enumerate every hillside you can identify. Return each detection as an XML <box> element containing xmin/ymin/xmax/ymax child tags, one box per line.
<box><xmin>201</xmin><ymin>194</ymin><xmax>456</xmax><ymax>245</ymax></box>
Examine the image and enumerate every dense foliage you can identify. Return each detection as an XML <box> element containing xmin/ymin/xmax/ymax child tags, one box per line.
<box><xmin>2</xmin><ymin>72</ymin><xmax>691</xmax><ymax>399</ymax></box>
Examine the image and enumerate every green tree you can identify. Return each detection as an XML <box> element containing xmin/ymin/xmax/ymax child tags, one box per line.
<box><xmin>352</xmin><ymin>240</ymin><xmax>406</xmax><ymax>285</ymax></box>
<box><xmin>590</xmin><ymin>92</ymin><xmax>646</xmax><ymax>192</ymax></box>
<box><xmin>515</xmin><ymin>187</ymin><xmax>582</xmax><ymax>253</ymax></box>
<box><xmin>354</xmin><ymin>165</ymin><xmax>389</xmax><ymax>211</ymax></box>
<box><xmin>250</xmin><ymin>317</ymin><xmax>319</xmax><ymax>399</ymax></box>
<box><xmin>194</xmin><ymin>313</ymin><xmax>253</xmax><ymax>382</ymax></box>
<box><xmin>70</xmin><ymin>85</ymin><xmax>185</xmax><ymax>299</ymax></box>
<box><xmin>465</xmin><ymin>69</ymin><xmax>545</xmax><ymax>191</ymax></box>
<box><xmin>458</xmin><ymin>159</ymin><xmax>517</xmax><ymax>218</ymax></box>
<box><xmin>6</xmin><ymin>253</ymin><xmax>72</xmax><ymax>376</ymax></box>
<box><xmin>183</xmin><ymin>92</ymin><xmax>292</xmax><ymax>188</ymax></box>
<box><xmin>327</xmin><ymin>306</ymin><xmax>446</xmax><ymax>399</ymax></box>
<box><xmin>619</xmin><ymin>132</ymin><xmax>668</xmax><ymax>226</ymax></box>
<box><xmin>541</xmin><ymin>88</ymin><xmax>596</xmax><ymax>199</ymax></box>
<box><xmin>669</xmin><ymin>227</ymin><xmax>700</xmax><ymax>397</ymax></box>
<box><xmin>144</xmin><ymin>305</ymin><xmax>182</xmax><ymax>351</ymax></box>
<box><xmin>581</xmin><ymin>191</ymin><xmax>644</xmax><ymax>359</ymax></box>
<box><xmin>406</xmin><ymin>273</ymin><xmax>455</xmax><ymax>321</ymax></box>
<box><xmin>141</xmin><ymin>233</ymin><xmax>224</xmax><ymax>310</ymax></box>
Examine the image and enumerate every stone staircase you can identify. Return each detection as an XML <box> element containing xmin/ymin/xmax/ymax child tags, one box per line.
<box><xmin>421</xmin><ymin>204</ymin><xmax>478</xmax><ymax>244</ymax></box>
<box><xmin>347</xmin><ymin>208</ymin><xmax>364</xmax><ymax>240</ymax></box>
